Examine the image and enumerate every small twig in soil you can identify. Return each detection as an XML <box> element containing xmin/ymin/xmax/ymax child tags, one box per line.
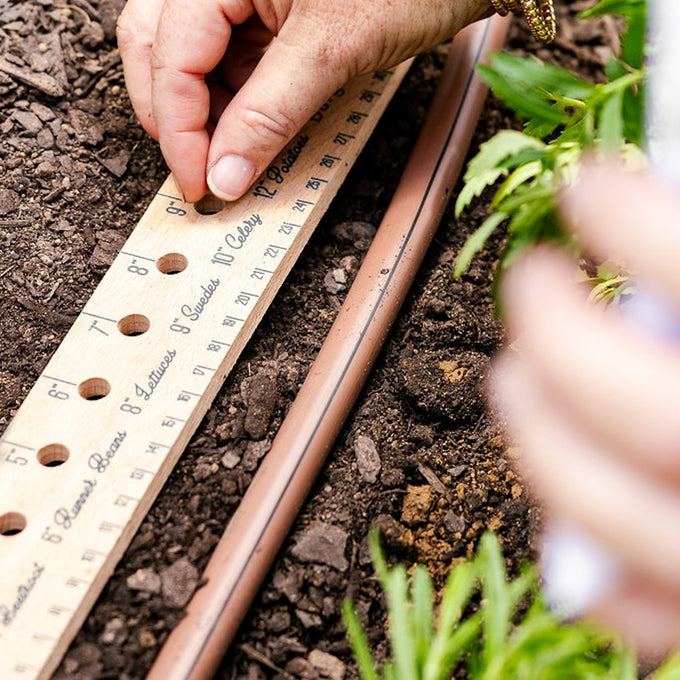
<box><xmin>418</xmin><ymin>462</ymin><xmax>453</xmax><ymax>502</ymax></box>
<box><xmin>44</xmin><ymin>185</ymin><xmax>66</xmax><ymax>203</ymax></box>
<box><xmin>239</xmin><ymin>644</ymin><xmax>296</xmax><ymax>680</ymax></box>
<box><xmin>0</xmin><ymin>219</ymin><xmax>31</xmax><ymax>228</ymax></box>
<box><xmin>0</xmin><ymin>56</ymin><xmax>65</xmax><ymax>97</ymax></box>
<box><xmin>70</xmin><ymin>0</ymin><xmax>100</xmax><ymax>20</ymax></box>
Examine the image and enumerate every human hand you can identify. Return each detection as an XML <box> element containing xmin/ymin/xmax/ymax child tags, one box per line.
<box><xmin>116</xmin><ymin>0</ymin><xmax>492</xmax><ymax>203</ymax></box>
<box><xmin>490</xmin><ymin>161</ymin><xmax>680</xmax><ymax>658</ymax></box>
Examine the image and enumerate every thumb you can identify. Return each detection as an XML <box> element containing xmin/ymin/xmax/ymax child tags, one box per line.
<box><xmin>207</xmin><ymin>19</ymin><xmax>348</xmax><ymax>201</ymax></box>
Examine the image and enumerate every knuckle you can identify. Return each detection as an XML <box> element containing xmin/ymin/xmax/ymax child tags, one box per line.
<box><xmin>238</xmin><ymin>105</ymin><xmax>299</xmax><ymax>146</ymax></box>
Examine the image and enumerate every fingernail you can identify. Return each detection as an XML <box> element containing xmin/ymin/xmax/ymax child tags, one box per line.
<box><xmin>208</xmin><ymin>155</ymin><xmax>256</xmax><ymax>201</ymax></box>
<box><xmin>172</xmin><ymin>176</ymin><xmax>186</xmax><ymax>203</ymax></box>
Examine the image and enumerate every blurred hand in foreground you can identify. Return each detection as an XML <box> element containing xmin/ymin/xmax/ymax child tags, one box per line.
<box><xmin>116</xmin><ymin>0</ymin><xmax>491</xmax><ymax>203</ymax></box>
<box><xmin>491</xmin><ymin>160</ymin><xmax>680</xmax><ymax>658</ymax></box>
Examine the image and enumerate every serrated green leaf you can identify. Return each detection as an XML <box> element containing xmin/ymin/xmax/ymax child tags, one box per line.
<box><xmin>478</xmin><ymin>53</ymin><xmax>595</xmax><ymax>117</ymax></box>
<box><xmin>524</xmin><ymin>117</ymin><xmax>560</xmax><ymax>139</ymax></box>
<box><xmin>578</xmin><ymin>0</ymin><xmax>644</xmax><ymax>19</ymax></box>
<box><xmin>497</xmin><ymin>180</ymin><xmax>554</xmax><ymax>217</ymax></box>
<box><xmin>599</xmin><ymin>87</ymin><xmax>624</xmax><ymax>149</ymax></box>
<box><xmin>492</xmin><ymin>160</ymin><xmax>543</xmax><ymax>208</ymax></box>
<box><xmin>453</xmin><ymin>212</ymin><xmax>508</xmax><ymax>278</ymax></box>
<box><xmin>455</xmin><ymin>131</ymin><xmax>544</xmax><ymax>216</ymax></box>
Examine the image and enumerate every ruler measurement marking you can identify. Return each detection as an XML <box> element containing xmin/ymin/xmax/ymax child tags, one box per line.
<box><xmin>79</xmin><ymin>312</ymin><xmax>117</xmax><ymax>324</ymax></box>
<box><xmin>120</xmin><ymin>251</ymin><xmax>156</xmax><ymax>263</ymax></box>
<box><xmin>114</xmin><ymin>494</ymin><xmax>139</xmax><ymax>507</ymax></box>
<box><xmin>0</xmin><ymin>439</ymin><xmax>35</xmax><ymax>451</ymax></box>
<box><xmin>156</xmin><ymin>192</ymin><xmax>183</xmax><ymax>202</ymax></box>
<box><xmin>130</xmin><ymin>468</ymin><xmax>154</xmax><ymax>480</ymax></box>
<box><xmin>177</xmin><ymin>391</ymin><xmax>201</xmax><ymax>400</ymax></box>
<box><xmin>41</xmin><ymin>375</ymin><xmax>77</xmax><ymax>386</ymax></box>
<box><xmin>65</xmin><ymin>576</ymin><xmax>90</xmax><ymax>588</ymax></box>
<box><xmin>13</xmin><ymin>663</ymin><xmax>39</xmax><ymax>674</ymax></box>
<box><xmin>48</xmin><ymin>605</ymin><xmax>73</xmax><ymax>616</ymax></box>
<box><xmin>0</xmin><ymin>63</ymin><xmax>412</xmax><ymax>679</ymax></box>
<box><xmin>31</xmin><ymin>634</ymin><xmax>56</xmax><ymax>644</ymax></box>
<box><xmin>81</xmin><ymin>549</ymin><xmax>105</xmax><ymax>562</ymax></box>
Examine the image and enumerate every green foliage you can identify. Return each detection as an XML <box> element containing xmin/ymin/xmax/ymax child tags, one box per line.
<box><xmin>344</xmin><ymin>529</ymin><xmax>680</xmax><ymax>680</ymax></box>
<box><xmin>454</xmin><ymin>0</ymin><xmax>645</xmax><ymax>282</ymax></box>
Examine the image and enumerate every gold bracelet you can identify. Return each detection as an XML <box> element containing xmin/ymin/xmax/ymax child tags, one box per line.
<box><xmin>489</xmin><ymin>0</ymin><xmax>556</xmax><ymax>43</ymax></box>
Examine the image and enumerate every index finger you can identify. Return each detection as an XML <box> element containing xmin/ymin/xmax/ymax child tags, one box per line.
<box><xmin>151</xmin><ymin>0</ymin><xmax>252</xmax><ymax>201</ymax></box>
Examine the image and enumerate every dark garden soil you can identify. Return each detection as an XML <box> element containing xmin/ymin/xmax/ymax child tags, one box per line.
<box><xmin>0</xmin><ymin>2</ymin><xmax>619</xmax><ymax>678</ymax></box>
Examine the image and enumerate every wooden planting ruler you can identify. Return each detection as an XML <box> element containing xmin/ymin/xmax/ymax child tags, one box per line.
<box><xmin>0</xmin><ymin>61</ymin><xmax>411</xmax><ymax>680</ymax></box>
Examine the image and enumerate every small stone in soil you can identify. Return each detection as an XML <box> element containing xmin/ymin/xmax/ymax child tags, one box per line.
<box><xmin>126</xmin><ymin>567</ymin><xmax>161</xmax><ymax>594</ymax></box>
<box><xmin>53</xmin><ymin>642</ymin><xmax>102</xmax><ymax>680</ymax></box>
<box><xmin>323</xmin><ymin>269</ymin><xmax>346</xmax><ymax>294</ymax></box>
<box><xmin>353</xmin><ymin>434</ymin><xmax>381</xmax><ymax>483</ymax></box>
<box><xmin>138</xmin><ymin>629</ymin><xmax>157</xmax><ymax>648</ymax></box>
<box><xmin>295</xmin><ymin>608</ymin><xmax>323</xmax><ymax>629</ymax></box>
<box><xmin>99</xmin><ymin>617</ymin><xmax>128</xmax><ymax>645</ymax></box>
<box><xmin>240</xmin><ymin>365</ymin><xmax>279</xmax><ymax>440</ymax></box>
<box><xmin>221</xmin><ymin>447</ymin><xmax>242</xmax><ymax>469</ymax></box>
<box><xmin>273</xmin><ymin>568</ymin><xmax>304</xmax><ymax>603</ymax></box>
<box><xmin>443</xmin><ymin>510</ymin><xmax>466</xmax><ymax>534</ymax></box>
<box><xmin>160</xmin><ymin>557</ymin><xmax>199</xmax><ymax>608</ymax></box>
<box><xmin>241</xmin><ymin>439</ymin><xmax>271</xmax><ymax>471</ymax></box>
<box><xmin>265</xmin><ymin>610</ymin><xmax>291</xmax><ymax>633</ymax></box>
<box><xmin>309</xmin><ymin>649</ymin><xmax>346</xmax><ymax>680</ymax></box>
<box><xmin>291</xmin><ymin>521</ymin><xmax>349</xmax><ymax>571</ymax></box>
<box><xmin>0</xmin><ymin>188</ymin><xmax>19</xmax><ymax>215</ymax></box>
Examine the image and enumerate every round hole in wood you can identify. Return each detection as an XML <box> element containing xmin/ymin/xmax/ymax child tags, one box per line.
<box><xmin>0</xmin><ymin>512</ymin><xmax>26</xmax><ymax>536</ymax></box>
<box><xmin>118</xmin><ymin>314</ymin><xmax>150</xmax><ymax>337</ymax></box>
<box><xmin>78</xmin><ymin>377</ymin><xmax>111</xmax><ymax>401</ymax></box>
<box><xmin>156</xmin><ymin>252</ymin><xmax>188</xmax><ymax>275</ymax></box>
<box><xmin>37</xmin><ymin>443</ymin><xmax>70</xmax><ymax>467</ymax></box>
<box><xmin>194</xmin><ymin>192</ymin><xmax>225</xmax><ymax>215</ymax></box>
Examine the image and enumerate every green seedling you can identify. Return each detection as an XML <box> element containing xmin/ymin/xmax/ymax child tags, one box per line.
<box><xmin>454</xmin><ymin>0</ymin><xmax>646</xmax><ymax>293</ymax></box>
<box><xmin>344</xmin><ymin>529</ymin><xmax>680</xmax><ymax>679</ymax></box>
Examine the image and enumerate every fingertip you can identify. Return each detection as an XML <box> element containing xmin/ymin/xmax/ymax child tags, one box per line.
<box><xmin>497</xmin><ymin>245</ymin><xmax>578</xmax><ymax>331</ymax></box>
<box><xmin>207</xmin><ymin>155</ymin><xmax>257</xmax><ymax>201</ymax></box>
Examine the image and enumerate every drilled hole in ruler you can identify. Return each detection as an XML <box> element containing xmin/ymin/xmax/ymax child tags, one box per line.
<box><xmin>156</xmin><ymin>252</ymin><xmax>188</xmax><ymax>275</ymax></box>
<box><xmin>78</xmin><ymin>377</ymin><xmax>111</xmax><ymax>401</ymax></box>
<box><xmin>37</xmin><ymin>443</ymin><xmax>70</xmax><ymax>467</ymax></box>
<box><xmin>194</xmin><ymin>192</ymin><xmax>225</xmax><ymax>215</ymax></box>
<box><xmin>118</xmin><ymin>314</ymin><xmax>150</xmax><ymax>336</ymax></box>
<box><xmin>0</xmin><ymin>512</ymin><xmax>26</xmax><ymax>536</ymax></box>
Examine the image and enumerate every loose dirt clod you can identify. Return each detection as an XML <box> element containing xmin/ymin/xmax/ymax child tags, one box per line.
<box><xmin>160</xmin><ymin>558</ymin><xmax>200</xmax><ymax>608</ymax></box>
<box><xmin>292</xmin><ymin>522</ymin><xmax>350</xmax><ymax>572</ymax></box>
